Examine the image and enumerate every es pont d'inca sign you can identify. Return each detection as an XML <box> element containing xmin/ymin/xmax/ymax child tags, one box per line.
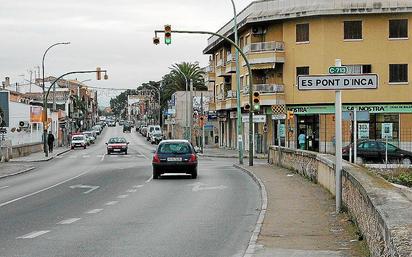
<box><xmin>297</xmin><ymin>74</ymin><xmax>378</xmax><ymax>91</ymax></box>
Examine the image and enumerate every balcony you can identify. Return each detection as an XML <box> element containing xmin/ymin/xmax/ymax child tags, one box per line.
<box><xmin>242</xmin><ymin>84</ymin><xmax>285</xmax><ymax>105</ymax></box>
<box><xmin>206</xmin><ymin>66</ymin><xmax>215</xmax><ymax>82</ymax></box>
<box><xmin>243</xmin><ymin>41</ymin><xmax>285</xmax><ymax>68</ymax></box>
<box><xmin>226</xmin><ymin>90</ymin><xmax>237</xmax><ymax>99</ymax></box>
<box><xmin>215</xmin><ymin>59</ymin><xmax>226</xmax><ymax>77</ymax></box>
<box><xmin>225</xmin><ymin>54</ymin><xmax>236</xmax><ymax>74</ymax></box>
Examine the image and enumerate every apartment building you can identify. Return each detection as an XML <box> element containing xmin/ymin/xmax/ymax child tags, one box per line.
<box><xmin>204</xmin><ymin>0</ymin><xmax>412</xmax><ymax>153</ymax></box>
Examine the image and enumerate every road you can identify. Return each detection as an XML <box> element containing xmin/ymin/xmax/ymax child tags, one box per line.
<box><xmin>0</xmin><ymin>125</ymin><xmax>260</xmax><ymax>257</ymax></box>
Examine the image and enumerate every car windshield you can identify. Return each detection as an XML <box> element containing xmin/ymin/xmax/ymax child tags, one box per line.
<box><xmin>158</xmin><ymin>143</ymin><xmax>191</xmax><ymax>154</ymax></box>
<box><xmin>72</xmin><ymin>136</ymin><xmax>84</xmax><ymax>141</ymax></box>
<box><xmin>108</xmin><ymin>137</ymin><xmax>126</xmax><ymax>143</ymax></box>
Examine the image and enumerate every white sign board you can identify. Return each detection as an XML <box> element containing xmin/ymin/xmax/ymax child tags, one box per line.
<box><xmin>272</xmin><ymin>114</ymin><xmax>286</xmax><ymax>120</ymax></box>
<box><xmin>298</xmin><ymin>74</ymin><xmax>378</xmax><ymax>91</ymax></box>
<box><xmin>358</xmin><ymin>123</ymin><xmax>369</xmax><ymax>139</ymax></box>
<box><xmin>242</xmin><ymin>115</ymin><xmax>266</xmax><ymax>123</ymax></box>
<box><xmin>382</xmin><ymin>123</ymin><xmax>393</xmax><ymax>139</ymax></box>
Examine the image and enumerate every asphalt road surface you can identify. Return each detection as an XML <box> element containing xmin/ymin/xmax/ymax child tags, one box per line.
<box><xmin>0</xmin><ymin>125</ymin><xmax>260</xmax><ymax>257</ymax></box>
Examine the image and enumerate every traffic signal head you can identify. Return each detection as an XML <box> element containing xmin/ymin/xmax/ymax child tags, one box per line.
<box><xmin>153</xmin><ymin>37</ymin><xmax>160</xmax><ymax>45</ymax></box>
<box><xmin>164</xmin><ymin>25</ymin><xmax>172</xmax><ymax>45</ymax></box>
<box><xmin>244</xmin><ymin>103</ymin><xmax>251</xmax><ymax>112</ymax></box>
<box><xmin>104</xmin><ymin>73</ymin><xmax>109</xmax><ymax>80</ymax></box>
<box><xmin>96</xmin><ymin>67</ymin><xmax>101</xmax><ymax>80</ymax></box>
<box><xmin>253</xmin><ymin>91</ymin><xmax>260</xmax><ymax>112</ymax></box>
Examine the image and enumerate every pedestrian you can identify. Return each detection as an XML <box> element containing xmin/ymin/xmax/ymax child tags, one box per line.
<box><xmin>298</xmin><ymin>131</ymin><xmax>306</xmax><ymax>150</ymax></box>
<box><xmin>47</xmin><ymin>131</ymin><xmax>55</xmax><ymax>153</ymax></box>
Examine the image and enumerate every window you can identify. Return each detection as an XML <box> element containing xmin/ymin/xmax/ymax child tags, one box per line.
<box><xmin>389</xmin><ymin>19</ymin><xmax>408</xmax><ymax>39</ymax></box>
<box><xmin>389</xmin><ymin>64</ymin><xmax>408</xmax><ymax>83</ymax></box>
<box><xmin>296</xmin><ymin>66</ymin><xmax>309</xmax><ymax>76</ymax></box>
<box><xmin>296</xmin><ymin>23</ymin><xmax>309</xmax><ymax>42</ymax></box>
<box><xmin>345</xmin><ymin>64</ymin><xmax>372</xmax><ymax>74</ymax></box>
<box><xmin>344</xmin><ymin>21</ymin><xmax>362</xmax><ymax>40</ymax></box>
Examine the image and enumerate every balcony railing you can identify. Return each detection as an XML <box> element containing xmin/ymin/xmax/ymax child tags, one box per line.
<box><xmin>216</xmin><ymin>59</ymin><xmax>224</xmax><ymax>67</ymax></box>
<box><xmin>226</xmin><ymin>54</ymin><xmax>234</xmax><ymax>63</ymax></box>
<box><xmin>216</xmin><ymin>94</ymin><xmax>224</xmax><ymax>101</ymax></box>
<box><xmin>243</xmin><ymin>84</ymin><xmax>284</xmax><ymax>94</ymax></box>
<box><xmin>243</xmin><ymin>41</ymin><xmax>285</xmax><ymax>53</ymax></box>
<box><xmin>226</xmin><ymin>90</ymin><xmax>237</xmax><ymax>99</ymax></box>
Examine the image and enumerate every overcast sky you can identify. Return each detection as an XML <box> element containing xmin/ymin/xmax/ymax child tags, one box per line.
<box><xmin>0</xmin><ymin>0</ymin><xmax>252</xmax><ymax>106</ymax></box>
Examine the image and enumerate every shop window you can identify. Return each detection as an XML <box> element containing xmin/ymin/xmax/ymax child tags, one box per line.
<box><xmin>296</xmin><ymin>23</ymin><xmax>309</xmax><ymax>43</ymax></box>
<box><xmin>344</xmin><ymin>21</ymin><xmax>363</xmax><ymax>40</ymax></box>
<box><xmin>345</xmin><ymin>64</ymin><xmax>372</xmax><ymax>74</ymax></box>
<box><xmin>389</xmin><ymin>64</ymin><xmax>408</xmax><ymax>83</ymax></box>
<box><xmin>369</xmin><ymin>114</ymin><xmax>399</xmax><ymax>142</ymax></box>
<box><xmin>389</xmin><ymin>19</ymin><xmax>408</xmax><ymax>39</ymax></box>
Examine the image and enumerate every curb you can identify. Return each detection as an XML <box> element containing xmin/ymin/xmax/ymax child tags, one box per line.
<box><xmin>233</xmin><ymin>164</ymin><xmax>268</xmax><ymax>257</ymax></box>
<box><xmin>0</xmin><ymin>166</ymin><xmax>36</xmax><ymax>180</ymax></box>
<box><xmin>200</xmin><ymin>154</ymin><xmax>268</xmax><ymax>160</ymax></box>
<box><xmin>10</xmin><ymin>148</ymin><xmax>71</xmax><ymax>163</ymax></box>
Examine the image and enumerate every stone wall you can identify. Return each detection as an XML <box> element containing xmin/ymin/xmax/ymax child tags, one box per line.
<box><xmin>269</xmin><ymin>146</ymin><xmax>412</xmax><ymax>257</ymax></box>
<box><xmin>11</xmin><ymin>142</ymin><xmax>43</xmax><ymax>159</ymax></box>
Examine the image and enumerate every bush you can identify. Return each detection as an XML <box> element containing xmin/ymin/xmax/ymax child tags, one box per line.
<box><xmin>384</xmin><ymin>170</ymin><xmax>412</xmax><ymax>188</ymax></box>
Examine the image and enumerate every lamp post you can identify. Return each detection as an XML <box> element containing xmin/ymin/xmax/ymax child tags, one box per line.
<box><xmin>42</xmin><ymin>42</ymin><xmax>70</xmax><ymax>157</ymax></box>
<box><xmin>230</xmin><ymin>0</ymin><xmax>243</xmax><ymax>165</ymax></box>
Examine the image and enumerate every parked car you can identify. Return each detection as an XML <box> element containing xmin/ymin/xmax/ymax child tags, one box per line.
<box><xmin>83</xmin><ymin>131</ymin><xmax>95</xmax><ymax>144</ymax></box>
<box><xmin>71</xmin><ymin>134</ymin><xmax>87</xmax><ymax>149</ymax></box>
<box><xmin>106</xmin><ymin>137</ymin><xmax>129</xmax><ymax>155</ymax></box>
<box><xmin>108</xmin><ymin>120</ymin><xmax>116</xmax><ymax>127</ymax></box>
<box><xmin>146</xmin><ymin>125</ymin><xmax>161</xmax><ymax>141</ymax></box>
<box><xmin>150</xmin><ymin>131</ymin><xmax>163</xmax><ymax>144</ymax></box>
<box><xmin>92</xmin><ymin>125</ymin><xmax>102</xmax><ymax>135</ymax></box>
<box><xmin>123</xmin><ymin>124</ymin><xmax>131</xmax><ymax>133</ymax></box>
<box><xmin>152</xmin><ymin>140</ymin><xmax>198</xmax><ymax>179</ymax></box>
<box><xmin>140</xmin><ymin>126</ymin><xmax>148</xmax><ymax>136</ymax></box>
<box><xmin>119</xmin><ymin>120</ymin><xmax>125</xmax><ymax>126</ymax></box>
<box><xmin>342</xmin><ymin>140</ymin><xmax>412</xmax><ymax>164</ymax></box>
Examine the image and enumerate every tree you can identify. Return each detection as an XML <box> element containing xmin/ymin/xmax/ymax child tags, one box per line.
<box><xmin>110</xmin><ymin>89</ymin><xmax>138</xmax><ymax>118</ymax></box>
<box><xmin>168</xmin><ymin>62</ymin><xmax>207</xmax><ymax>92</ymax></box>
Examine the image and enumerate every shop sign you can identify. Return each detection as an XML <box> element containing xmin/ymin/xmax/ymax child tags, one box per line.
<box><xmin>297</xmin><ymin>74</ymin><xmax>378</xmax><ymax>90</ymax></box>
<box><xmin>382</xmin><ymin>123</ymin><xmax>393</xmax><ymax>139</ymax></box>
<box><xmin>288</xmin><ymin>104</ymin><xmax>412</xmax><ymax>114</ymax></box>
<box><xmin>358</xmin><ymin>123</ymin><xmax>369</xmax><ymax>139</ymax></box>
<box><xmin>272</xmin><ymin>114</ymin><xmax>286</xmax><ymax>120</ymax></box>
<box><xmin>242</xmin><ymin>115</ymin><xmax>266</xmax><ymax>123</ymax></box>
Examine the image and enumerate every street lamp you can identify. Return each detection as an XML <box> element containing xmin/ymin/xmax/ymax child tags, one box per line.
<box><xmin>230</xmin><ymin>0</ymin><xmax>244</xmax><ymax>165</ymax></box>
<box><xmin>42</xmin><ymin>42</ymin><xmax>70</xmax><ymax>157</ymax></box>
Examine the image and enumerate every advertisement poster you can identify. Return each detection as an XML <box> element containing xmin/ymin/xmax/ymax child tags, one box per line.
<box><xmin>30</xmin><ymin>106</ymin><xmax>43</xmax><ymax>123</ymax></box>
<box><xmin>279</xmin><ymin>124</ymin><xmax>286</xmax><ymax>138</ymax></box>
<box><xmin>382</xmin><ymin>123</ymin><xmax>393</xmax><ymax>139</ymax></box>
<box><xmin>358</xmin><ymin>123</ymin><xmax>369</xmax><ymax>139</ymax></box>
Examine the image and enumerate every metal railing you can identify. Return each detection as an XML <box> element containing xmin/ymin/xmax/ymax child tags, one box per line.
<box><xmin>226</xmin><ymin>54</ymin><xmax>235</xmax><ymax>63</ymax></box>
<box><xmin>216</xmin><ymin>59</ymin><xmax>224</xmax><ymax>67</ymax></box>
<box><xmin>216</xmin><ymin>94</ymin><xmax>224</xmax><ymax>101</ymax></box>
<box><xmin>243</xmin><ymin>84</ymin><xmax>284</xmax><ymax>94</ymax></box>
<box><xmin>249</xmin><ymin>41</ymin><xmax>285</xmax><ymax>52</ymax></box>
<box><xmin>226</xmin><ymin>90</ymin><xmax>237</xmax><ymax>98</ymax></box>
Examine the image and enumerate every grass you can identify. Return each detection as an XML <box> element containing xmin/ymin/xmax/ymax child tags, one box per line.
<box><xmin>381</xmin><ymin>167</ymin><xmax>412</xmax><ymax>188</ymax></box>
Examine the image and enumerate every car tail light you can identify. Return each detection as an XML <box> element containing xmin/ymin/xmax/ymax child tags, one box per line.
<box><xmin>153</xmin><ymin>153</ymin><xmax>160</xmax><ymax>163</ymax></box>
<box><xmin>189</xmin><ymin>154</ymin><xmax>197</xmax><ymax>163</ymax></box>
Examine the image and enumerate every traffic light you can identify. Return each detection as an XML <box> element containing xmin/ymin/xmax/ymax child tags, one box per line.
<box><xmin>153</xmin><ymin>37</ymin><xmax>160</xmax><ymax>45</ymax></box>
<box><xmin>244</xmin><ymin>103</ymin><xmax>251</xmax><ymax>112</ymax></box>
<box><xmin>253</xmin><ymin>91</ymin><xmax>260</xmax><ymax>112</ymax></box>
<box><xmin>164</xmin><ymin>25</ymin><xmax>172</xmax><ymax>45</ymax></box>
<box><xmin>287</xmin><ymin>110</ymin><xmax>294</xmax><ymax>120</ymax></box>
<box><xmin>96</xmin><ymin>67</ymin><xmax>101</xmax><ymax>80</ymax></box>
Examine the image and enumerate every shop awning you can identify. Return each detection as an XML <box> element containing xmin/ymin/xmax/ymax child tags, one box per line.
<box><xmin>251</xmin><ymin>63</ymin><xmax>275</xmax><ymax>70</ymax></box>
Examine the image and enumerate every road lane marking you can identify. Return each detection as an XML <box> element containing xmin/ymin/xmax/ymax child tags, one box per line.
<box><xmin>0</xmin><ymin>186</ymin><xmax>9</xmax><ymax>190</ymax></box>
<box><xmin>100</xmin><ymin>154</ymin><xmax>105</xmax><ymax>161</ymax></box>
<box><xmin>133</xmin><ymin>185</ymin><xmax>144</xmax><ymax>188</ymax></box>
<box><xmin>82</xmin><ymin>155</ymin><xmax>90</xmax><ymax>158</ymax></box>
<box><xmin>105</xmin><ymin>201</ymin><xmax>118</xmax><ymax>206</ymax></box>
<box><xmin>57</xmin><ymin>218</ymin><xmax>81</xmax><ymax>225</ymax></box>
<box><xmin>17</xmin><ymin>230</ymin><xmax>50</xmax><ymax>239</ymax></box>
<box><xmin>117</xmin><ymin>194</ymin><xmax>128</xmax><ymax>199</ymax></box>
<box><xmin>69</xmin><ymin>184</ymin><xmax>100</xmax><ymax>194</ymax></box>
<box><xmin>86</xmin><ymin>209</ymin><xmax>103</xmax><ymax>214</ymax></box>
<box><xmin>0</xmin><ymin>171</ymin><xmax>88</xmax><ymax>208</ymax></box>
<box><xmin>127</xmin><ymin>189</ymin><xmax>137</xmax><ymax>193</ymax></box>
<box><xmin>189</xmin><ymin>182</ymin><xmax>227</xmax><ymax>192</ymax></box>
<box><xmin>145</xmin><ymin>176</ymin><xmax>153</xmax><ymax>183</ymax></box>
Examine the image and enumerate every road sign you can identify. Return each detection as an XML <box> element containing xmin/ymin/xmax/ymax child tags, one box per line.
<box><xmin>272</xmin><ymin>114</ymin><xmax>286</xmax><ymax>120</ymax></box>
<box><xmin>328</xmin><ymin>66</ymin><xmax>347</xmax><ymax>74</ymax></box>
<box><xmin>242</xmin><ymin>115</ymin><xmax>266</xmax><ymax>123</ymax></box>
<box><xmin>297</xmin><ymin>74</ymin><xmax>378</xmax><ymax>91</ymax></box>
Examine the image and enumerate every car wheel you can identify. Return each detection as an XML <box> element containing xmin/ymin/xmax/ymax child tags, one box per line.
<box><xmin>107</xmin><ymin>151</ymin><xmax>111</xmax><ymax>155</ymax></box>
<box><xmin>124</xmin><ymin>151</ymin><xmax>128</xmax><ymax>155</ymax></box>
<box><xmin>402</xmin><ymin>158</ymin><xmax>411</xmax><ymax>165</ymax></box>
<box><xmin>84</xmin><ymin>146</ymin><xmax>87</xmax><ymax>149</ymax></box>
<box><xmin>191</xmin><ymin>168</ymin><xmax>198</xmax><ymax>179</ymax></box>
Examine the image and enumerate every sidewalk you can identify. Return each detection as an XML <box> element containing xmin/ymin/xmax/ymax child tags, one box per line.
<box><xmin>236</xmin><ymin>163</ymin><xmax>368</xmax><ymax>257</ymax></box>
<box><xmin>0</xmin><ymin>163</ymin><xmax>35</xmax><ymax>179</ymax></box>
<box><xmin>200</xmin><ymin>147</ymin><xmax>267</xmax><ymax>159</ymax></box>
<box><xmin>9</xmin><ymin>146</ymin><xmax>71</xmax><ymax>163</ymax></box>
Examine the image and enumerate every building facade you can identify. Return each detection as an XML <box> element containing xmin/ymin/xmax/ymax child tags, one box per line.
<box><xmin>205</xmin><ymin>0</ymin><xmax>412</xmax><ymax>153</ymax></box>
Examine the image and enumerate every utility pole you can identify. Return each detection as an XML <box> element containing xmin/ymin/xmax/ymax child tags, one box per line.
<box><xmin>189</xmin><ymin>79</ymin><xmax>193</xmax><ymax>144</ymax></box>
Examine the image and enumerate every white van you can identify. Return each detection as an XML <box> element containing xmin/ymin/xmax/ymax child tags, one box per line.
<box><xmin>146</xmin><ymin>125</ymin><xmax>161</xmax><ymax>141</ymax></box>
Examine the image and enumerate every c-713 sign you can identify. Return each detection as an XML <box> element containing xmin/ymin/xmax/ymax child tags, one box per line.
<box><xmin>298</xmin><ymin>74</ymin><xmax>378</xmax><ymax>91</ymax></box>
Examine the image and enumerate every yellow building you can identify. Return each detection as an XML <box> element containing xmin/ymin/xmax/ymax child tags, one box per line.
<box><xmin>204</xmin><ymin>0</ymin><xmax>412</xmax><ymax>153</ymax></box>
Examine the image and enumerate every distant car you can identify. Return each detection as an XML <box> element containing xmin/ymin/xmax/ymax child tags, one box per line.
<box><xmin>119</xmin><ymin>120</ymin><xmax>125</xmax><ymax>126</ymax></box>
<box><xmin>91</xmin><ymin>125</ymin><xmax>102</xmax><ymax>135</ymax></box>
<box><xmin>108</xmin><ymin>121</ymin><xmax>116</xmax><ymax>127</ymax></box>
<box><xmin>150</xmin><ymin>131</ymin><xmax>163</xmax><ymax>144</ymax></box>
<box><xmin>147</xmin><ymin>125</ymin><xmax>161</xmax><ymax>141</ymax></box>
<box><xmin>83</xmin><ymin>132</ymin><xmax>95</xmax><ymax>144</ymax></box>
<box><xmin>106</xmin><ymin>137</ymin><xmax>129</xmax><ymax>155</ymax></box>
<box><xmin>140</xmin><ymin>126</ymin><xmax>147</xmax><ymax>136</ymax></box>
<box><xmin>152</xmin><ymin>140</ymin><xmax>198</xmax><ymax>179</ymax></box>
<box><xmin>123</xmin><ymin>124</ymin><xmax>131</xmax><ymax>133</ymax></box>
<box><xmin>342</xmin><ymin>140</ymin><xmax>412</xmax><ymax>164</ymax></box>
<box><xmin>71</xmin><ymin>134</ymin><xmax>87</xmax><ymax>149</ymax></box>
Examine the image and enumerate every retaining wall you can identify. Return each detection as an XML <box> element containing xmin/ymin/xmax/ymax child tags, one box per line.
<box><xmin>269</xmin><ymin>146</ymin><xmax>412</xmax><ymax>257</ymax></box>
<box><xmin>11</xmin><ymin>142</ymin><xmax>43</xmax><ymax>159</ymax></box>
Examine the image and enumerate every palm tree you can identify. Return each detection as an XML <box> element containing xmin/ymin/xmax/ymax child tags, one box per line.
<box><xmin>168</xmin><ymin>62</ymin><xmax>207</xmax><ymax>92</ymax></box>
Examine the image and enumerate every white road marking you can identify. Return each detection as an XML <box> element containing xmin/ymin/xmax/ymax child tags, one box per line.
<box><xmin>133</xmin><ymin>185</ymin><xmax>144</xmax><ymax>188</ymax></box>
<box><xmin>189</xmin><ymin>182</ymin><xmax>227</xmax><ymax>192</ymax></box>
<box><xmin>117</xmin><ymin>194</ymin><xmax>128</xmax><ymax>199</ymax></box>
<box><xmin>57</xmin><ymin>218</ymin><xmax>81</xmax><ymax>225</ymax></box>
<box><xmin>127</xmin><ymin>189</ymin><xmax>137</xmax><ymax>193</ymax></box>
<box><xmin>86</xmin><ymin>209</ymin><xmax>103</xmax><ymax>214</ymax></box>
<box><xmin>145</xmin><ymin>176</ymin><xmax>153</xmax><ymax>183</ymax></box>
<box><xmin>0</xmin><ymin>186</ymin><xmax>9</xmax><ymax>190</ymax></box>
<box><xmin>17</xmin><ymin>230</ymin><xmax>50</xmax><ymax>239</ymax></box>
<box><xmin>69</xmin><ymin>184</ymin><xmax>100</xmax><ymax>194</ymax></box>
<box><xmin>105</xmin><ymin>201</ymin><xmax>118</xmax><ymax>206</ymax></box>
<box><xmin>100</xmin><ymin>154</ymin><xmax>105</xmax><ymax>161</ymax></box>
<box><xmin>0</xmin><ymin>171</ymin><xmax>88</xmax><ymax>208</ymax></box>
<box><xmin>82</xmin><ymin>155</ymin><xmax>90</xmax><ymax>158</ymax></box>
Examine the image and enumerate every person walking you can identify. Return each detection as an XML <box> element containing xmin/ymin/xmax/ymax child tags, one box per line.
<box><xmin>47</xmin><ymin>131</ymin><xmax>55</xmax><ymax>153</ymax></box>
<box><xmin>298</xmin><ymin>131</ymin><xmax>306</xmax><ymax>150</ymax></box>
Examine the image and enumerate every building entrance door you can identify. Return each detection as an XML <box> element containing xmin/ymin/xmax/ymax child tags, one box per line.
<box><xmin>296</xmin><ymin>115</ymin><xmax>320</xmax><ymax>152</ymax></box>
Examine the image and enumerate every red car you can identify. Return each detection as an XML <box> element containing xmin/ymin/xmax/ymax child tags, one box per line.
<box><xmin>106</xmin><ymin>137</ymin><xmax>129</xmax><ymax>155</ymax></box>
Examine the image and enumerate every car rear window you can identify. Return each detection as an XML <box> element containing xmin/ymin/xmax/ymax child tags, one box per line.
<box><xmin>109</xmin><ymin>138</ymin><xmax>126</xmax><ymax>143</ymax></box>
<box><xmin>72</xmin><ymin>136</ymin><xmax>84</xmax><ymax>140</ymax></box>
<box><xmin>158</xmin><ymin>143</ymin><xmax>191</xmax><ymax>154</ymax></box>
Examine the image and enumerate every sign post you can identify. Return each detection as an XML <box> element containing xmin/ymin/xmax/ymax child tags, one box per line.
<box><xmin>297</xmin><ymin>60</ymin><xmax>379</xmax><ymax>213</ymax></box>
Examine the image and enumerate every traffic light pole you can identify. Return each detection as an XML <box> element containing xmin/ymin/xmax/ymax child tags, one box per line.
<box><xmin>154</xmin><ymin>29</ymin><xmax>255</xmax><ymax>166</ymax></box>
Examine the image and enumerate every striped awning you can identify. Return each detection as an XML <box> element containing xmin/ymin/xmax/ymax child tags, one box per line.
<box><xmin>251</xmin><ymin>63</ymin><xmax>275</xmax><ymax>70</ymax></box>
